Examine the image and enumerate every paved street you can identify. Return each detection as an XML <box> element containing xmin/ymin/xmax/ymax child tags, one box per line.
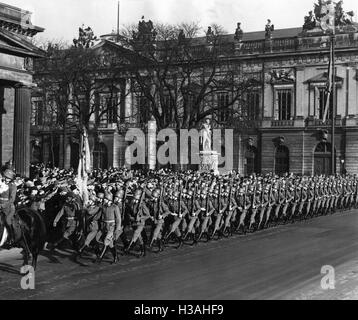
<box><xmin>1</xmin><ymin>210</ymin><xmax>358</xmax><ymax>300</ymax></box>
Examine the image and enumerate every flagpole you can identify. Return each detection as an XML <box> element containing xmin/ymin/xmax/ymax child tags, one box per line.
<box><xmin>331</xmin><ymin>31</ymin><xmax>336</xmax><ymax>175</ymax></box>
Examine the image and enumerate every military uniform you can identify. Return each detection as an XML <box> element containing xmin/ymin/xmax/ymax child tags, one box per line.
<box><xmin>0</xmin><ymin>179</ymin><xmax>17</xmax><ymax>228</ymax></box>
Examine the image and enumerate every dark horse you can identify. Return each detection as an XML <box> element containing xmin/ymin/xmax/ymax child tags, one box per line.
<box><xmin>0</xmin><ymin>207</ymin><xmax>47</xmax><ymax>270</ymax></box>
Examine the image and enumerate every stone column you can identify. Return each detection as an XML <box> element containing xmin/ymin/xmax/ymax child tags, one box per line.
<box><xmin>13</xmin><ymin>86</ymin><xmax>31</xmax><ymax>177</ymax></box>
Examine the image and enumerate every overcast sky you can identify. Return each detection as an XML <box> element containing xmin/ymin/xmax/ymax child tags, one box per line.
<box><xmin>4</xmin><ymin>0</ymin><xmax>358</xmax><ymax>43</ymax></box>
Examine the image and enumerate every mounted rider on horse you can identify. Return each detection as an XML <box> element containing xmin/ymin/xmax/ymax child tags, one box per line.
<box><xmin>0</xmin><ymin>169</ymin><xmax>17</xmax><ymax>247</ymax></box>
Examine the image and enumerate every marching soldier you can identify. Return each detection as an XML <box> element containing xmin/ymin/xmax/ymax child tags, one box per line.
<box><xmin>165</xmin><ymin>190</ymin><xmax>189</xmax><ymax>248</ymax></box>
<box><xmin>248</xmin><ymin>184</ymin><xmax>261</xmax><ymax>231</ymax></box>
<box><xmin>52</xmin><ymin>192</ymin><xmax>78</xmax><ymax>249</ymax></box>
<box><xmin>196</xmin><ymin>187</ymin><xmax>215</xmax><ymax>242</ymax></box>
<box><xmin>148</xmin><ymin>188</ymin><xmax>171</xmax><ymax>251</ymax></box>
<box><xmin>305</xmin><ymin>182</ymin><xmax>315</xmax><ymax>219</ymax></box>
<box><xmin>125</xmin><ymin>188</ymin><xmax>151</xmax><ymax>256</ymax></box>
<box><xmin>113</xmin><ymin>189</ymin><xmax>129</xmax><ymax>248</ymax></box>
<box><xmin>235</xmin><ymin>186</ymin><xmax>251</xmax><ymax>233</ymax></box>
<box><xmin>257</xmin><ymin>184</ymin><xmax>269</xmax><ymax>230</ymax></box>
<box><xmin>297</xmin><ymin>183</ymin><xmax>308</xmax><ymax>220</ymax></box>
<box><xmin>183</xmin><ymin>186</ymin><xmax>201</xmax><ymax>243</ymax></box>
<box><xmin>97</xmin><ymin>192</ymin><xmax>121</xmax><ymax>263</ymax></box>
<box><xmin>78</xmin><ymin>193</ymin><xmax>103</xmax><ymax>255</ymax></box>
<box><xmin>264</xmin><ymin>183</ymin><xmax>276</xmax><ymax>229</ymax></box>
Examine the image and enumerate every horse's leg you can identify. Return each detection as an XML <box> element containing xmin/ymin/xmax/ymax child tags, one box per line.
<box><xmin>21</xmin><ymin>232</ymin><xmax>32</xmax><ymax>267</ymax></box>
<box><xmin>19</xmin><ymin>240</ymin><xmax>30</xmax><ymax>267</ymax></box>
<box><xmin>32</xmin><ymin>249</ymin><xmax>38</xmax><ymax>270</ymax></box>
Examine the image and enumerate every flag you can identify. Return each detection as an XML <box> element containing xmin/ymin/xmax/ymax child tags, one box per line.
<box><xmin>76</xmin><ymin>126</ymin><xmax>90</xmax><ymax>205</ymax></box>
<box><xmin>322</xmin><ymin>38</ymin><xmax>333</xmax><ymax>123</ymax></box>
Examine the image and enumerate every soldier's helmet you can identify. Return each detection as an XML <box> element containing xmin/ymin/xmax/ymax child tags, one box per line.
<box><xmin>97</xmin><ymin>192</ymin><xmax>105</xmax><ymax>200</ymax></box>
<box><xmin>187</xmin><ymin>190</ymin><xmax>194</xmax><ymax>197</ymax></box>
<box><xmin>173</xmin><ymin>191</ymin><xmax>180</xmax><ymax>198</ymax></box>
<box><xmin>114</xmin><ymin>189</ymin><xmax>125</xmax><ymax>199</ymax></box>
<box><xmin>105</xmin><ymin>192</ymin><xmax>113</xmax><ymax>201</ymax></box>
<box><xmin>3</xmin><ymin>169</ymin><xmax>15</xmax><ymax>180</ymax></box>
<box><xmin>134</xmin><ymin>189</ymin><xmax>142</xmax><ymax>200</ymax></box>
<box><xmin>152</xmin><ymin>189</ymin><xmax>160</xmax><ymax>199</ymax></box>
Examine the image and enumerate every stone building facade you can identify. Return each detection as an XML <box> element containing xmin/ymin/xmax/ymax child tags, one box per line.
<box><xmin>30</xmin><ymin>3</ymin><xmax>358</xmax><ymax>176</ymax></box>
<box><xmin>0</xmin><ymin>3</ymin><xmax>44</xmax><ymax>176</ymax></box>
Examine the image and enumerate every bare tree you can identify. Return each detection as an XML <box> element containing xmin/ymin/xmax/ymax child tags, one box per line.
<box><xmin>120</xmin><ymin>20</ymin><xmax>261</xmax><ymax>131</ymax></box>
<box><xmin>33</xmin><ymin>27</ymin><xmax>131</xmax><ymax>168</ymax></box>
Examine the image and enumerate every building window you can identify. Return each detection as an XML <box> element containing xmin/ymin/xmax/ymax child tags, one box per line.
<box><xmin>31</xmin><ymin>98</ymin><xmax>44</xmax><ymax>126</ymax></box>
<box><xmin>275</xmin><ymin>89</ymin><xmax>293</xmax><ymax>121</ymax></box>
<box><xmin>246</xmin><ymin>90</ymin><xmax>260</xmax><ymax>120</ymax></box>
<box><xmin>97</xmin><ymin>94</ymin><xmax>118</xmax><ymax>127</ymax></box>
<box><xmin>217</xmin><ymin>92</ymin><xmax>230</xmax><ymax>122</ymax></box>
<box><xmin>93</xmin><ymin>142</ymin><xmax>108</xmax><ymax>169</ymax></box>
<box><xmin>317</xmin><ymin>87</ymin><xmax>333</xmax><ymax>120</ymax></box>
<box><xmin>106</xmin><ymin>96</ymin><xmax>118</xmax><ymax>124</ymax></box>
<box><xmin>275</xmin><ymin>145</ymin><xmax>289</xmax><ymax>175</ymax></box>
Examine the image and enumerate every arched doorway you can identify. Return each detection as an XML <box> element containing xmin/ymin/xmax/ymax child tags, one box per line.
<box><xmin>275</xmin><ymin>145</ymin><xmax>289</xmax><ymax>175</ymax></box>
<box><xmin>314</xmin><ymin>142</ymin><xmax>336</xmax><ymax>175</ymax></box>
<box><xmin>245</xmin><ymin>146</ymin><xmax>259</xmax><ymax>175</ymax></box>
<box><xmin>93</xmin><ymin>143</ymin><xmax>108</xmax><ymax>169</ymax></box>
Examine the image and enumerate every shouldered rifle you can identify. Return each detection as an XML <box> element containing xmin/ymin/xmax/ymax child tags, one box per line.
<box><xmin>159</xmin><ymin>184</ymin><xmax>164</xmax><ymax>217</ymax></box>
<box><xmin>218</xmin><ymin>182</ymin><xmax>222</xmax><ymax>213</ymax></box>
<box><xmin>178</xmin><ymin>183</ymin><xmax>182</xmax><ymax>217</ymax></box>
<box><xmin>122</xmin><ymin>183</ymin><xmax>128</xmax><ymax>217</ymax></box>
<box><xmin>228</xmin><ymin>178</ymin><xmax>234</xmax><ymax>211</ymax></box>
<box><xmin>192</xmin><ymin>184</ymin><xmax>197</xmax><ymax>216</ymax></box>
<box><xmin>252</xmin><ymin>183</ymin><xmax>256</xmax><ymax>209</ymax></box>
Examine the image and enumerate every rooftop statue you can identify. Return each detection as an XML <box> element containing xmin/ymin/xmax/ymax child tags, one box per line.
<box><xmin>303</xmin><ymin>11</ymin><xmax>317</xmax><ymax>30</ymax></box>
<box><xmin>304</xmin><ymin>0</ymin><xmax>356</xmax><ymax>31</ymax></box>
<box><xmin>265</xmin><ymin>19</ymin><xmax>274</xmax><ymax>39</ymax></box>
<box><xmin>234</xmin><ymin>22</ymin><xmax>243</xmax><ymax>41</ymax></box>
<box><xmin>178</xmin><ymin>29</ymin><xmax>186</xmax><ymax>44</ymax></box>
<box><xmin>133</xmin><ymin>16</ymin><xmax>157</xmax><ymax>44</ymax></box>
<box><xmin>206</xmin><ymin>26</ymin><xmax>215</xmax><ymax>44</ymax></box>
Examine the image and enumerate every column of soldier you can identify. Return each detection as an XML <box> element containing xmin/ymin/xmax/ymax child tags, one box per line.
<box><xmin>11</xmin><ymin>164</ymin><xmax>358</xmax><ymax>263</ymax></box>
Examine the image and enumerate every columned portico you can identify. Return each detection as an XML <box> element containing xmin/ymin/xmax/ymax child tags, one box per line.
<box><xmin>0</xmin><ymin>3</ymin><xmax>44</xmax><ymax>176</ymax></box>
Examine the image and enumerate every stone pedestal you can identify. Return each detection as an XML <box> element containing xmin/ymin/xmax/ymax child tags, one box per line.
<box><xmin>13</xmin><ymin>86</ymin><xmax>31</xmax><ymax>177</ymax></box>
<box><xmin>199</xmin><ymin>151</ymin><xmax>219</xmax><ymax>175</ymax></box>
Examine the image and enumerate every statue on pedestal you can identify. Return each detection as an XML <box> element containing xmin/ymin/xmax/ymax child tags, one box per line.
<box><xmin>234</xmin><ymin>22</ymin><xmax>243</xmax><ymax>42</ymax></box>
<box><xmin>206</xmin><ymin>26</ymin><xmax>215</xmax><ymax>45</ymax></box>
<box><xmin>200</xmin><ymin>118</ymin><xmax>212</xmax><ymax>152</ymax></box>
<box><xmin>265</xmin><ymin>19</ymin><xmax>274</xmax><ymax>39</ymax></box>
